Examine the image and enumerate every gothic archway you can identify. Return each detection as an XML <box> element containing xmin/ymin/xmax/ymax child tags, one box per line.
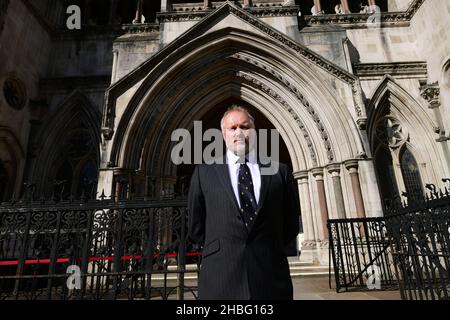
<box><xmin>28</xmin><ymin>91</ymin><xmax>101</xmax><ymax>198</ymax></box>
<box><xmin>368</xmin><ymin>76</ymin><xmax>441</xmax><ymax>207</ymax></box>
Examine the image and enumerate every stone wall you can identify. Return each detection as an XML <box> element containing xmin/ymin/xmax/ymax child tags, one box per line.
<box><xmin>0</xmin><ymin>0</ymin><xmax>52</xmax><ymax>195</ymax></box>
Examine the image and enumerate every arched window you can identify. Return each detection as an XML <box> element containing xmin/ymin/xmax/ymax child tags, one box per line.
<box><xmin>76</xmin><ymin>159</ymin><xmax>98</xmax><ymax>197</ymax></box>
<box><xmin>400</xmin><ymin>148</ymin><xmax>423</xmax><ymax>200</ymax></box>
<box><xmin>54</xmin><ymin>160</ymin><xmax>74</xmax><ymax>200</ymax></box>
<box><xmin>374</xmin><ymin>147</ymin><xmax>399</xmax><ymax>203</ymax></box>
<box><xmin>51</xmin><ymin>128</ymin><xmax>98</xmax><ymax>200</ymax></box>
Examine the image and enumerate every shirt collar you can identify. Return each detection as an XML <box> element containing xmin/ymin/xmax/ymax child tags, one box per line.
<box><xmin>226</xmin><ymin>149</ymin><xmax>258</xmax><ymax>165</ymax></box>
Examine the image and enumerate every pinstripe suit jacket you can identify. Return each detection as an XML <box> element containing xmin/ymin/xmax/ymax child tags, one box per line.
<box><xmin>188</xmin><ymin>159</ymin><xmax>301</xmax><ymax>300</ymax></box>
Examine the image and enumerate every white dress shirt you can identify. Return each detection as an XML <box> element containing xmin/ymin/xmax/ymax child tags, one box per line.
<box><xmin>227</xmin><ymin>149</ymin><xmax>261</xmax><ymax>208</ymax></box>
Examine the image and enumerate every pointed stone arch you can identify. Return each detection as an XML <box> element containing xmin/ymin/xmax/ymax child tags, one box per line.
<box><xmin>368</xmin><ymin>75</ymin><xmax>444</xmax><ymax>202</ymax></box>
<box><xmin>106</xmin><ymin>27</ymin><xmax>363</xmax><ymax>178</ymax></box>
<box><xmin>29</xmin><ymin>91</ymin><xmax>101</xmax><ymax>195</ymax></box>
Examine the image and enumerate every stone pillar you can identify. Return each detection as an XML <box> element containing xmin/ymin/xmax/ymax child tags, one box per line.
<box><xmin>113</xmin><ymin>169</ymin><xmax>133</xmax><ymax>200</ymax></box>
<box><xmin>312</xmin><ymin>0</ymin><xmax>323</xmax><ymax>15</ymax></box>
<box><xmin>344</xmin><ymin>160</ymin><xmax>366</xmax><ymax>218</ymax></box>
<box><xmin>294</xmin><ymin>171</ymin><xmax>315</xmax><ymax>242</ymax></box>
<box><xmin>203</xmin><ymin>0</ymin><xmax>212</xmax><ymax>10</ymax></box>
<box><xmin>421</xmin><ymin>84</ymin><xmax>448</xmax><ymax>142</ymax></box>
<box><xmin>161</xmin><ymin>0</ymin><xmax>172</xmax><ymax>12</ymax></box>
<box><xmin>311</xmin><ymin>168</ymin><xmax>329</xmax><ymax>240</ymax></box>
<box><xmin>327</xmin><ymin>164</ymin><xmax>347</xmax><ymax>219</ymax></box>
<box><xmin>133</xmin><ymin>0</ymin><xmax>144</xmax><ymax>24</ymax></box>
<box><xmin>340</xmin><ymin>0</ymin><xmax>350</xmax><ymax>13</ymax></box>
<box><xmin>243</xmin><ymin>0</ymin><xmax>253</xmax><ymax>9</ymax></box>
<box><xmin>97</xmin><ymin>168</ymin><xmax>115</xmax><ymax>200</ymax></box>
<box><xmin>421</xmin><ymin>83</ymin><xmax>450</xmax><ymax>174</ymax></box>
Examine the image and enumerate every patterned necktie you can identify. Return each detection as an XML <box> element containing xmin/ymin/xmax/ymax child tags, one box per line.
<box><xmin>238</xmin><ymin>161</ymin><xmax>258</xmax><ymax>228</ymax></box>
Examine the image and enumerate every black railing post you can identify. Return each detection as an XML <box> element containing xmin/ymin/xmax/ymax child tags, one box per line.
<box><xmin>177</xmin><ymin>207</ymin><xmax>187</xmax><ymax>300</ymax></box>
<box><xmin>13</xmin><ymin>210</ymin><xmax>32</xmax><ymax>300</ymax></box>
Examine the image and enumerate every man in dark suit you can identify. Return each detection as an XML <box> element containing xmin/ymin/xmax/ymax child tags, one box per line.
<box><xmin>188</xmin><ymin>106</ymin><xmax>301</xmax><ymax>300</ymax></box>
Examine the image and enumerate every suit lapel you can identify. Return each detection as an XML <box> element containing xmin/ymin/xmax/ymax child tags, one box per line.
<box><xmin>214</xmin><ymin>163</ymin><xmax>241</xmax><ymax>213</ymax></box>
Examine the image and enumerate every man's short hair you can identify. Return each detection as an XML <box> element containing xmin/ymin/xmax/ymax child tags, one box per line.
<box><xmin>220</xmin><ymin>105</ymin><xmax>256</xmax><ymax>131</ymax></box>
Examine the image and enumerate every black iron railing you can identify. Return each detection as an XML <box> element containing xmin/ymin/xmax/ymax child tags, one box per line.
<box><xmin>0</xmin><ymin>195</ymin><xmax>199</xmax><ymax>300</ymax></box>
<box><xmin>328</xmin><ymin>181</ymin><xmax>450</xmax><ymax>300</ymax></box>
<box><xmin>328</xmin><ymin>217</ymin><xmax>397</xmax><ymax>292</ymax></box>
<box><xmin>388</xmin><ymin>209</ymin><xmax>450</xmax><ymax>300</ymax></box>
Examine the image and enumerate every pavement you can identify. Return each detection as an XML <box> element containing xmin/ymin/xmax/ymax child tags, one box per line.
<box><xmin>293</xmin><ymin>276</ymin><xmax>402</xmax><ymax>300</ymax></box>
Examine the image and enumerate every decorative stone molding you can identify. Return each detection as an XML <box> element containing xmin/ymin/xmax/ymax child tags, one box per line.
<box><xmin>326</xmin><ymin>163</ymin><xmax>341</xmax><ymax>175</ymax></box>
<box><xmin>294</xmin><ymin>170</ymin><xmax>309</xmax><ymax>181</ymax></box>
<box><xmin>356</xmin><ymin>117</ymin><xmax>367</xmax><ymax>130</ymax></box>
<box><xmin>303</xmin><ymin>0</ymin><xmax>425</xmax><ymax>28</ymax></box>
<box><xmin>354</xmin><ymin>61</ymin><xmax>428</xmax><ymax>78</ymax></box>
<box><xmin>247</xmin><ymin>6</ymin><xmax>300</xmax><ymax>18</ymax></box>
<box><xmin>375</xmin><ymin>116</ymin><xmax>408</xmax><ymax>149</ymax></box>
<box><xmin>121</xmin><ymin>23</ymin><xmax>160</xmax><ymax>34</ymax></box>
<box><xmin>311</xmin><ymin>167</ymin><xmax>325</xmax><ymax>179</ymax></box>
<box><xmin>157</xmin><ymin>12</ymin><xmax>208</xmax><ymax>22</ymax></box>
<box><xmin>420</xmin><ymin>83</ymin><xmax>440</xmax><ymax>109</ymax></box>
<box><xmin>343</xmin><ymin>159</ymin><xmax>359</xmax><ymax>172</ymax></box>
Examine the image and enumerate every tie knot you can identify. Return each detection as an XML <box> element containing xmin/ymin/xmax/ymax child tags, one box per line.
<box><xmin>238</xmin><ymin>156</ymin><xmax>249</xmax><ymax>164</ymax></box>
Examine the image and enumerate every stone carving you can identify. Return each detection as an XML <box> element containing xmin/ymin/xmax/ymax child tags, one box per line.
<box><xmin>3</xmin><ymin>76</ymin><xmax>27</xmax><ymax>110</ymax></box>
<box><xmin>335</xmin><ymin>4</ymin><xmax>344</xmax><ymax>14</ymax></box>
<box><xmin>305</xmin><ymin>0</ymin><xmax>425</xmax><ymax>27</ymax></box>
<box><xmin>420</xmin><ymin>84</ymin><xmax>440</xmax><ymax>106</ymax></box>
<box><xmin>375</xmin><ymin>116</ymin><xmax>408</xmax><ymax>149</ymax></box>
<box><xmin>354</xmin><ymin>62</ymin><xmax>428</xmax><ymax>78</ymax></box>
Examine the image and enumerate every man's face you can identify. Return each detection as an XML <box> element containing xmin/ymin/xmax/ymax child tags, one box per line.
<box><xmin>222</xmin><ymin>110</ymin><xmax>256</xmax><ymax>156</ymax></box>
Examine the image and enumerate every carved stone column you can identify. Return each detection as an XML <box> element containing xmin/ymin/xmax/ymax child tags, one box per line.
<box><xmin>294</xmin><ymin>171</ymin><xmax>315</xmax><ymax>242</ymax></box>
<box><xmin>243</xmin><ymin>0</ymin><xmax>253</xmax><ymax>9</ymax></box>
<box><xmin>161</xmin><ymin>0</ymin><xmax>173</xmax><ymax>12</ymax></box>
<box><xmin>327</xmin><ymin>164</ymin><xmax>347</xmax><ymax>219</ymax></box>
<box><xmin>113</xmin><ymin>169</ymin><xmax>133</xmax><ymax>200</ymax></box>
<box><xmin>203</xmin><ymin>0</ymin><xmax>212</xmax><ymax>10</ymax></box>
<box><xmin>421</xmin><ymin>84</ymin><xmax>448</xmax><ymax>142</ymax></box>
<box><xmin>133</xmin><ymin>0</ymin><xmax>144</xmax><ymax>24</ymax></box>
<box><xmin>421</xmin><ymin>83</ymin><xmax>450</xmax><ymax>173</ymax></box>
<box><xmin>344</xmin><ymin>160</ymin><xmax>366</xmax><ymax>218</ymax></box>
<box><xmin>311</xmin><ymin>168</ymin><xmax>329</xmax><ymax>240</ymax></box>
<box><xmin>340</xmin><ymin>0</ymin><xmax>350</xmax><ymax>13</ymax></box>
<box><xmin>312</xmin><ymin>0</ymin><xmax>323</xmax><ymax>15</ymax></box>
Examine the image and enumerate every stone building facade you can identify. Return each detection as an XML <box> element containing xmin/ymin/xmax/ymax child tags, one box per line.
<box><xmin>0</xmin><ymin>0</ymin><xmax>449</xmax><ymax>263</ymax></box>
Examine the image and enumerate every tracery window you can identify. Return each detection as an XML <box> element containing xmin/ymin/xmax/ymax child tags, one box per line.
<box><xmin>400</xmin><ymin>148</ymin><xmax>423</xmax><ymax>200</ymax></box>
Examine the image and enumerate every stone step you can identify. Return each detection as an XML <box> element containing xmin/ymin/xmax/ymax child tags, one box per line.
<box><xmin>149</xmin><ymin>263</ymin><xmax>332</xmax><ymax>282</ymax></box>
